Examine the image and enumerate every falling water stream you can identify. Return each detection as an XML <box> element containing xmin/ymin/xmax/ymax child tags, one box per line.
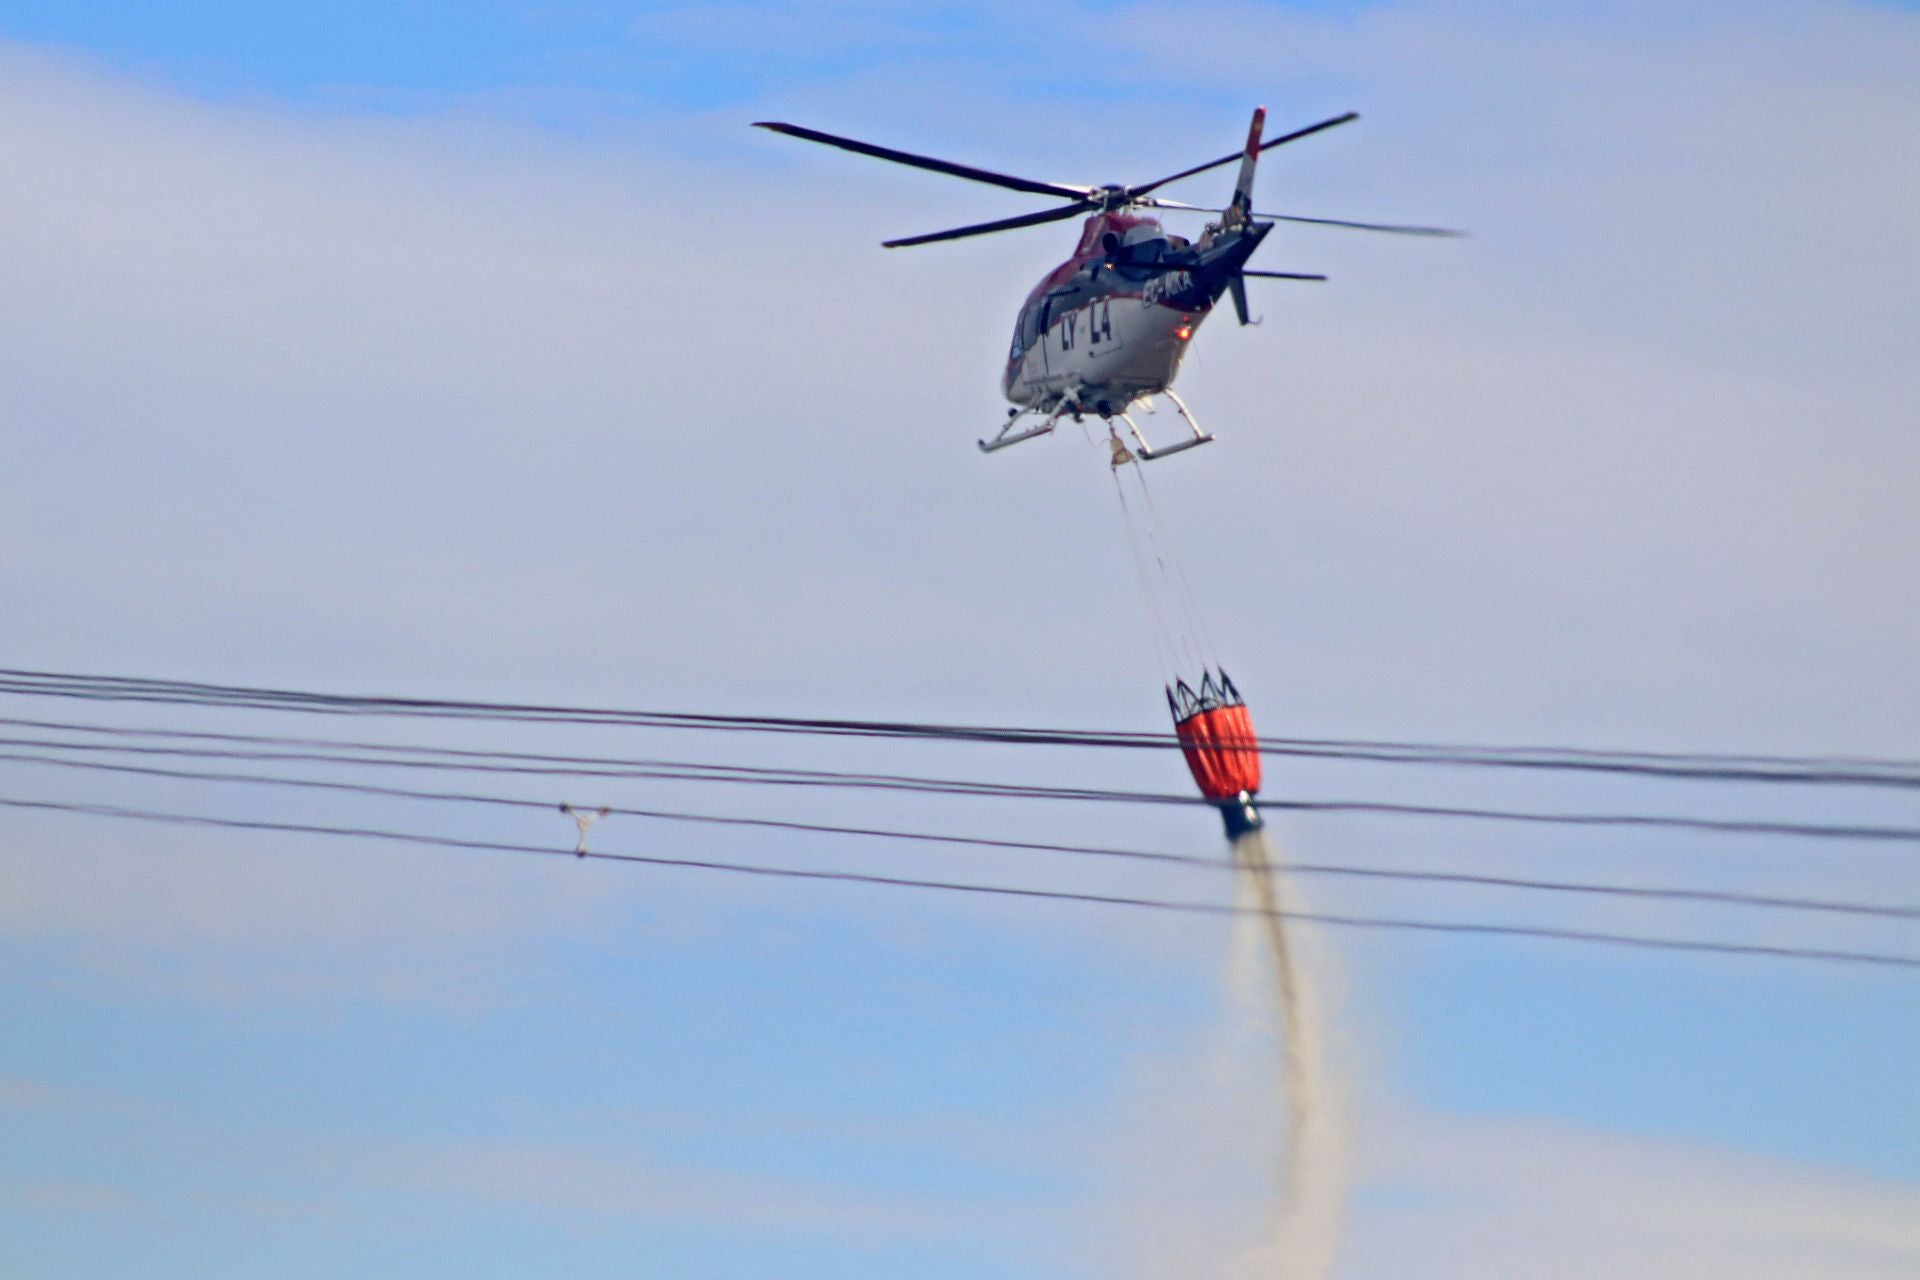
<box><xmin>1231</xmin><ymin>828</ymin><xmax>1349</xmax><ymax>1280</ymax></box>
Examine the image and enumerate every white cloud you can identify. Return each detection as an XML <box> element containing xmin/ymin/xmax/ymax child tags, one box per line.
<box><xmin>1343</xmin><ymin>1107</ymin><xmax>1920</xmax><ymax>1280</ymax></box>
<box><xmin>1074</xmin><ymin>969</ymin><xmax>1920</xmax><ymax>1280</ymax></box>
<box><xmin>0</xmin><ymin>805</ymin><xmax>622</xmax><ymax>1008</ymax></box>
<box><xmin>0</xmin><ymin>1072</ymin><xmax>144</xmax><ymax>1116</ymax></box>
<box><xmin>351</xmin><ymin>1134</ymin><xmax>962</xmax><ymax>1237</ymax></box>
<box><xmin>11</xmin><ymin>1011</ymin><xmax>1920</xmax><ymax>1276</ymax></box>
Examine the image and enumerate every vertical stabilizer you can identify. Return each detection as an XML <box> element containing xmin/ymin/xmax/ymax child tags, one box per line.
<box><xmin>1225</xmin><ymin>106</ymin><xmax>1266</xmax><ymax>231</ymax></box>
<box><xmin>1229</xmin><ymin>272</ymin><xmax>1252</xmax><ymax>326</ymax></box>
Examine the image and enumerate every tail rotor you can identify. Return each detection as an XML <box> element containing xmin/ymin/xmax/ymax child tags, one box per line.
<box><xmin>1226</xmin><ymin>106</ymin><xmax>1266</xmax><ymax>232</ymax></box>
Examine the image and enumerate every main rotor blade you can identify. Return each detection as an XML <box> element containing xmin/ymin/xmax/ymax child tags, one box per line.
<box><xmin>1127</xmin><ymin>111</ymin><xmax>1359</xmax><ymax>199</ymax></box>
<box><xmin>1243</xmin><ymin>270</ymin><xmax>1328</xmax><ymax>281</ymax></box>
<box><xmin>1139</xmin><ymin>195</ymin><xmax>1462</xmax><ymax>237</ymax></box>
<box><xmin>883</xmin><ymin>201</ymin><xmax>1095</xmax><ymax>248</ymax></box>
<box><xmin>1259</xmin><ymin>212</ymin><xmax>1464</xmax><ymax>236</ymax></box>
<box><xmin>1144</xmin><ymin>204</ymin><xmax>1459</xmax><ymax>237</ymax></box>
<box><xmin>755</xmin><ymin>121</ymin><xmax>1096</xmax><ymax>201</ymax></box>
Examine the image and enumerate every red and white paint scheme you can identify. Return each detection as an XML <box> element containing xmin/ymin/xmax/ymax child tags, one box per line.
<box><xmin>757</xmin><ymin>108</ymin><xmax>1455</xmax><ymax>460</ymax></box>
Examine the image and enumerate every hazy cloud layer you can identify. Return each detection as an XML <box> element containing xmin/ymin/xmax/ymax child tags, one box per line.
<box><xmin>1346</xmin><ymin>1107</ymin><xmax>1920</xmax><ymax>1279</ymax></box>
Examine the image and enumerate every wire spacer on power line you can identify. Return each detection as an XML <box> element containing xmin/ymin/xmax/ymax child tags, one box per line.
<box><xmin>560</xmin><ymin>804</ymin><xmax>611</xmax><ymax>856</ymax></box>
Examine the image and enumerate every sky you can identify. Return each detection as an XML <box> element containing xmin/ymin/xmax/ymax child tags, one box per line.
<box><xmin>1</xmin><ymin>2</ymin><xmax>1918</xmax><ymax>1277</ymax></box>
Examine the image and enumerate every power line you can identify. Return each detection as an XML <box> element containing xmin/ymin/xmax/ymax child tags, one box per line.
<box><xmin>6</xmin><ymin>715</ymin><xmax>1919</xmax><ymax>843</ymax></box>
<box><xmin>4</xmin><ymin>751</ymin><xmax>1915</xmax><ymax>923</ymax></box>
<box><xmin>0</xmin><ymin>732</ymin><xmax>1186</xmax><ymax>806</ymax></box>
<box><xmin>5</xmin><ymin>668</ymin><xmax>1917</xmax><ymax>788</ymax></box>
<box><xmin>1264</xmin><ymin>797</ymin><xmax>1920</xmax><ymax>845</ymax></box>
<box><xmin>5</xmin><ymin>792</ymin><xmax>1914</xmax><ymax>971</ymax></box>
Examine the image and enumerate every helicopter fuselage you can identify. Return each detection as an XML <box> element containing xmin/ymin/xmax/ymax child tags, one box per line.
<box><xmin>1003</xmin><ymin>209</ymin><xmax>1271</xmax><ymax>417</ymax></box>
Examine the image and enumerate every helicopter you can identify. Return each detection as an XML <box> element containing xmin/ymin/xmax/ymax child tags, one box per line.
<box><xmin>756</xmin><ymin>108</ymin><xmax>1455</xmax><ymax>460</ymax></box>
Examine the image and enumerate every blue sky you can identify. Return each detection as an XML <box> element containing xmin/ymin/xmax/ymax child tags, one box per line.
<box><xmin>1</xmin><ymin>2</ymin><xmax>1917</xmax><ymax>1277</ymax></box>
<box><xmin>0</xmin><ymin>2</ymin><xmax>1228</xmax><ymax>116</ymax></box>
<box><xmin>0</xmin><ymin>0</ymin><xmax>1447</xmax><ymax>142</ymax></box>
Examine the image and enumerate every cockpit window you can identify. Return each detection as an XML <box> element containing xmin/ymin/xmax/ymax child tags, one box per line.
<box><xmin>1012</xmin><ymin>302</ymin><xmax>1043</xmax><ymax>358</ymax></box>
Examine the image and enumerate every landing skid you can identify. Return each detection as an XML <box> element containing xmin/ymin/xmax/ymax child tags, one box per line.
<box><xmin>977</xmin><ymin>409</ymin><xmax>1057</xmax><ymax>453</ymax></box>
<box><xmin>980</xmin><ymin>387</ymin><xmax>1215</xmax><ymax>461</ymax></box>
<box><xmin>1122</xmin><ymin>388</ymin><xmax>1214</xmax><ymax>462</ymax></box>
<box><xmin>978</xmin><ymin>390</ymin><xmax>1083</xmax><ymax>454</ymax></box>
